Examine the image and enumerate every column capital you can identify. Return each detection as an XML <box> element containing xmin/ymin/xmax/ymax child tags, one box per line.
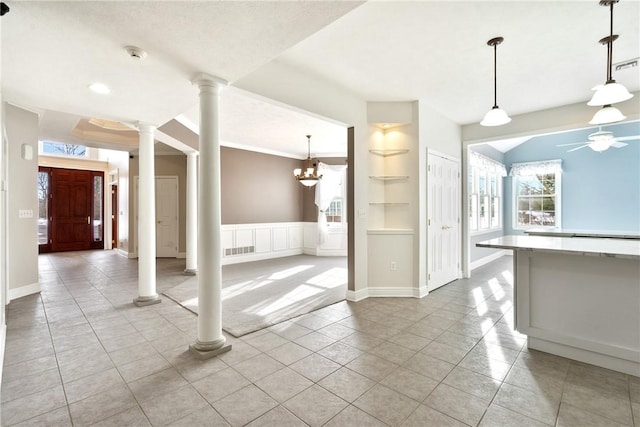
<box><xmin>186</xmin><ymin>151</ymin><xmax>199</xmax><ymax>158</ymax></box>
<box><xmin>191</xmin><ymin>73</ymin><xmax>228</xmax><ymax>89</ymax></box>
<box><xmin>135</xmin><ymin>122</ymin><xmax>157</xmax><ymax>133</ymax></box>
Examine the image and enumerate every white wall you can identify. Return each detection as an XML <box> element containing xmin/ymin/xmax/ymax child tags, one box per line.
<box><xmin>5</xmin><ymin>104</ymin><xmax>39</xmax><ymax>300</ymax></box>
<box><xmin>418</xmin><ymin>101</ymin><xmax>462</xmax><ymax>289</ymax></box>
<box><xmin>0</xmin><ymin>90</ymin><xmax>7</xmax><ymax>383</ymax></box>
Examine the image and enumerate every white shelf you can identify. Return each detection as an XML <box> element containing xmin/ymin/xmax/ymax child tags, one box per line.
<box><xmin>368</xmin><ymin>149</ymin><xmax>410</xmax><ymax>157</ymax></box>
<box><xmin>369</xmin><ymin>175</ymin><xmax>409</xmax><ymax>181</ymax></box>
<box><xmin>369</xmin><ymin>202</ymin><xmax>409</xmax><ymax>206</ymax></box>
<box><xmin>367</xmin><ymin>228</ymin><xmax>414</xmax><ymax>235</ymax></box>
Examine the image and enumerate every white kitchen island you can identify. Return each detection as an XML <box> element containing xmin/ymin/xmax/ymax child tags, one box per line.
<box><xmin>477</xmin><ymin>235</ymin><xmax>640</xmax><ymax>376</ymax></box>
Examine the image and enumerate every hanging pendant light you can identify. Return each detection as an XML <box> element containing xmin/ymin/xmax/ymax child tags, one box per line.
<box><xmin>293</xmin><ymin>135</ymin><xmax>322</xmax><ymax>187</ymax></box>
<box><xmin>481</xmin><ymin>37</ymin><xmax>511</xmax><ymax>127</ymax></box>
<box><xmin>589</xmin><ymin>104</ymin><xmax>626</xmax><ymax>125</ymax></box>
<box><xmin>588</xmin><ymin>0</ymin><xmax>633</xmax><ymax>109</ymax></box>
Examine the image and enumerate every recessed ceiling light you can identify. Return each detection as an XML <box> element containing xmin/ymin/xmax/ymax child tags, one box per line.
<box><xmin>89</xmin><ymin>82</ymin><xmax>110</xmax><ymax>94</ymax></box>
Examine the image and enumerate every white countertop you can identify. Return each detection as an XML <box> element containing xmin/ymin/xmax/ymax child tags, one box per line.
<box><xmin>477</xmin><ymin>235</ymin><xmax>640</xmax><ymax>259</ymax></box>
<box><xmin>525</xmin><ymin>228</ymin><xmax>640</xmax><ymax>239</ymax></box>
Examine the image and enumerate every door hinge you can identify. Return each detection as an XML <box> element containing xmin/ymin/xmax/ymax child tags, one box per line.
<box><xmin>428</xmin><ymin>273</ymin><xmax>431</xmax><ymax>280</ymax></box>
<box><xmin>458</xmin><ymin>172</ymin><xmax>460</xmax><ymax>178</ymax></box>
<box><xmin>428</xmin><ymin>219</ymin><xmax>431</xmax><ymax>226</ymax></box>
<box><xmin>428</xmin><ymin>165</ymin><xmax>431</xmax><ymax>172</ymax></box>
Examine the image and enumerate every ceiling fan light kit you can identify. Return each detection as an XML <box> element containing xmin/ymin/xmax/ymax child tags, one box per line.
<box><xmin>587</xmin><ymin>0</ymin><xmax>634</xmax><ymax>124</ymax></box>
<box><xmin>480</xmin><ymin>36</ymin><xmax>511</xmax><ymax>127</ymax></box>
<box><xmin>293</xmin><ymin>135</ymin><xmax>322</xmax><ymax>187</ymax></box>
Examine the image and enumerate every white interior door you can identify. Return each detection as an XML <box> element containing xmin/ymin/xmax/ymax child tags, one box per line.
<box><xmin>428</xmin><ymin>152</ymin><xmax>460</xmax><ymax>291</ymax></box>
<box><xmin>135</xmin><ymin>176</ymin><xmax>179</xmax><ymax>258</ymax></box>
<box><xmin>155</xmin><ymin>177</ymin><xmax>178</xmax><ymax>258</ymax></box>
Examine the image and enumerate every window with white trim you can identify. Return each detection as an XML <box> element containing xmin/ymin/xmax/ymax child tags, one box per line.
<box><xmin>510</xmin><ymin>160</ymin><xmax>562</xmax><ymax>229</ymax></box>
<box><xmin>468</xmin><ymin>151</ymin><xmax>506</xmax><ymax>233</ymax></box>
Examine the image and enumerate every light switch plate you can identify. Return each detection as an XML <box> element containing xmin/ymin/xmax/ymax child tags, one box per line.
<box><xmin>18</xmin><ymin>209</ymin><xmax>33</xmax><ymax>218</ymax></box>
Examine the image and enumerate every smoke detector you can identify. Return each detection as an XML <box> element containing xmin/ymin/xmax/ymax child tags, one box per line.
<box><xmin>125</xmin><ymin>46</ymin><xmax>147</xmax><ymax>60</ymax></box>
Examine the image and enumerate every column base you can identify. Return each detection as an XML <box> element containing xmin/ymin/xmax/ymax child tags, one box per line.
<box><xmin>133</xmin><ymin>294</ymin><xmax>161</xmax><ymax>307</ymax></box>
<box><xmin>189</xmin><ymin>338</ymin><xmax>232</xmax><ymax>360</ymax></box>
<box><xmin>184</xmin><ymin>268</ymin><xmax>198</xmax><ymax>276</ymax></box>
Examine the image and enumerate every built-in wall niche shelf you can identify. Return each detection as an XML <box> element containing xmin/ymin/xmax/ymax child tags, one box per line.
<box><xmin>369</xmin><ymin>202</ymin><xmax>409</xmax><ymax>206</ymax></box>
<box><xmin>368</xmin><ymin>149</ymin><xmax>410</xmax><ymax>157</ymax></box>
<box><xmin>367</xmin><ymin>228</ymin><xmax>414</xmax><ymax>235</ymax></box>
<box><xmin>369</xmin><ymin>175</ymin><xmax>409</xmax><ymax>181</ymax></box>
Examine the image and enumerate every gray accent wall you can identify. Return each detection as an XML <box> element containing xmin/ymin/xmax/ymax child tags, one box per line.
<box><xmin>221</xmin><ymin>147</ymin><xmax>304</xmax><ymax>224</ymax></box>
<box><xmin>127</xmin><ymin>147</ymin><xmax>315</xmax><ymax>256</ymax></box>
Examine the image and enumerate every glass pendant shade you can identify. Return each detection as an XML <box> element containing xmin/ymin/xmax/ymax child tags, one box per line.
<box><xmin>589</xmin><ymin>105</ymin><xmax>626</xmax><ymax>125</ymax></box>
<box><xmin>481</xmin><ymin>106</ymin><xmax>511</xmax><ymax>126</ymax></box>
<box><xmin>299</xmin><ymin>178</ymin><xmax>319</xmax><ymax>187</ymax></box>
<box><xmin>588</xmin><ymin>82</ymin><xmax>634</xmax><ymax>106</ymax></box>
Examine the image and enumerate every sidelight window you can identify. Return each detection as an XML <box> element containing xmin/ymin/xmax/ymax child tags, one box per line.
<box><xmin>38</xmin><ymin>170</ymin><xmax>50</xmax><ymax>245</ymax></box>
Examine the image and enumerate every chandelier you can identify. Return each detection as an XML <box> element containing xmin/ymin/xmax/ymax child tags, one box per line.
<box><xmin>293</xmin><ymin>135</ymin><xmax>322</xmax><ymax>187</ymax></box>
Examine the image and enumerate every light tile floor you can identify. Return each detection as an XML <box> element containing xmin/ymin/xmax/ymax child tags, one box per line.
<box><xmin>2</xmin><ymin>251</ymin><xmax>639</xmax><ymax>426</ymax></box>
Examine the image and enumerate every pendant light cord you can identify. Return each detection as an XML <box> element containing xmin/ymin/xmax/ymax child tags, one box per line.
<box><xmin>606</xmin><ymin>1</ymin><xmax>614</xmax><ymax>83</ymax></box>
<box><xmin>493</xmin><ymin>42</ymin><xmax>498</xmax><ymax>108</ymax></box>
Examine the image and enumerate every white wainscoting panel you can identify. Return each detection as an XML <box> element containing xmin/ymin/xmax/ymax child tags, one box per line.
<box><xmin>272</xmin><ymin>227</ymin><xmax>289</xmax><ymax>251</ymax></box>
<box><xmin>289</xmin><ymin>225</ymin><xmax>303</xmax><ymax>249</ymax></box>
<box><xmin>221</xmin><ymin>230</ymin><xmax>233</xmax><ymax>250</ymax></box>
<box><xmin>221</xmin><ymin>222</ymin><xmax>314</xmax><ymax>265</ymax></box>
<box><xmin>255</xmin><ymin>228</ymin><xmax>271</xmax><ymax>253</ymax></box>
<box><xmin>236</xmin><ymin>229</ymin><xmax>253</xmax><ymax>248</ymax></box>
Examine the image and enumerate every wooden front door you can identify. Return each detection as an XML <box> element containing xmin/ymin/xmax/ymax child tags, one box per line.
<box><xmin>50</xmin><ymin>168</ymin><xmax>104</xmax><ymax>252</ymax></box>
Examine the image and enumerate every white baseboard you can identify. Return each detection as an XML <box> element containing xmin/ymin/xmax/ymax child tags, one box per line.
<box><xmin>303</xmin><ymin>247</ymin><xmax>347</xmax><ymax>257</ymax></box>
<box><xmin>470</xmin><ymin>250</ymin><xmax>509</xmax><ymax>271</ymax></box>
<box><xmin>346</xmin><ymin>288</ymin><xmax>369</xmax><ymax>302</ymax></box>
<box><xmin>115</xmin><ymin>248</ymin><xmax>136</xmax><ymax>259</ymax></box>
<box><xmin>347</xmin><ymin>285</ymin><xmax>428</xmax><ymax>301</ymax></box>
<box><xmin>0</xmin><ymin>322</ymin><xmax>5</xmax><ymax>385</ymax></box>
<box><xmin>222</xmin><ymin>249</ymin><xmax>304</xmax><ymax>265</ymax></box>
<box><xmin>7</xmin><ymin>282</ymin><xmax>41</xmax><ymax>302</ymax></box>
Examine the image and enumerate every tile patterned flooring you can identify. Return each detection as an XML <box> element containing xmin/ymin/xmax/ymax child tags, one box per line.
<box><xmin>1</xmin><ymin>251</ymin><xmax>639</xmax><ymax>426</ymax></box>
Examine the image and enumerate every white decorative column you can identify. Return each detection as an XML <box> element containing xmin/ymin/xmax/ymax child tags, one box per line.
<box><xmin>134</xmin><ymin>123</ymin><xmax>161</xmax><ymax>306</ymax></box>
<box><xmin>189</xmin><ymin>74</ymin><xmax>231</xmax><ymax>359</ymax></box>
<box><xmin>184</xmin><ymin>151</ymin><xmax>198</xmax><ymax>275</ymax></box>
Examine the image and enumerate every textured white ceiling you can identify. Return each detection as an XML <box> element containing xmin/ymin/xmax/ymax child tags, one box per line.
<box><xmin>278</xmin><ymin>1</ymin><xmax>640</xmax><ymax>125</ymax></box>
<box><xmin>3</xmin><ymin>1</ymin><xmax>639</xmax><ymax>157</ymax></box>
<box><xmin>180</xmin><ymin>87</ymin><xmax>348</xmax><ymax>159</ymax></box>
<box><xmin>2</xmin><ymin>1</ymin><xmax>361</xmax><ymax>125</ymax></box>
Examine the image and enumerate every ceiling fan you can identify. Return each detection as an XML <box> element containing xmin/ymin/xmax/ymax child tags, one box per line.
<box><xmin>557</xmin><ymin>128</ymin><xmax>640</xmax><ymax>152</ymax></box>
